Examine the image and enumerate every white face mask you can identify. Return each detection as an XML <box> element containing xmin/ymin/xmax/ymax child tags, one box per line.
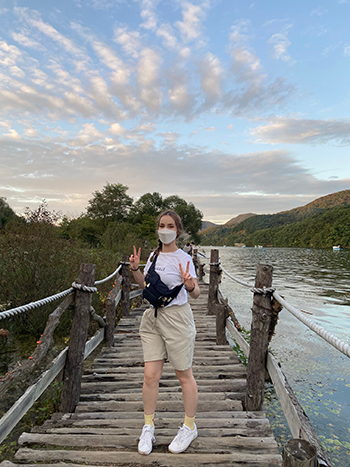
<box><xmin>158</xmin><ymin>228</ymin><xmax>177</xmax><ymax>245</ymax></box>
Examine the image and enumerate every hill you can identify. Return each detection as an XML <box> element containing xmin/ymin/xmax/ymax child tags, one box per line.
<box><xmin>200</xmin><ymin>190</ymin><xmax>350</xmax><ymax>248</ymax></box>
<box><xmin>201</xmin><ymin>220</ymin><xmax>217</xmax><ymax>230</ymax></box>
<box><xmin>224</xmin><ymin>213</ymin><xmax>256</xmax><ymax>226</ymax></box>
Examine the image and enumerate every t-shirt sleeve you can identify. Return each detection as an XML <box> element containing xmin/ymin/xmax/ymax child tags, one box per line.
<box><xmin>143</xmin><ymin>253</ymin><xmax>153</xmax><ymax>275</ymax></box>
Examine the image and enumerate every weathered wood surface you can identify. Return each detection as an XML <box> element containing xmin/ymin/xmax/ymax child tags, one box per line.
<box><xmin>11</xmin><ymin>282</ymin><xmax>282</xmax><ymax>466</ymax></box>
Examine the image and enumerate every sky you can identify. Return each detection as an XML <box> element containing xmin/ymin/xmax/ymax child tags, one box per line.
<box><xmin>0</xmin><ymin>0</ymin><xmax>350</xmax><ymax>224</ymax></box>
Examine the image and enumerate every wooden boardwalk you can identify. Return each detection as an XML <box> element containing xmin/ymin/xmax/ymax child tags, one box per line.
<box><xmin>11</xmin><ymin>283</ymin><xmax>283</xmax><ymax>466</ymax></box>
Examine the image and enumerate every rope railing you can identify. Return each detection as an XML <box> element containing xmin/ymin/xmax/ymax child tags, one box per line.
<box><xmin>0</xmin><ymin>262</ymin><xmax>123</xmax><ymax>321</ymax></box>
<box><xmin>273</xmin><ymin>291</ymin><xmax>350</xmax><ymax>359</ymax></box>
<box><xmin>94</xmin><ymin>264</ymin><xmax>122</xmax><ymax>285</ymax></box>
<box><xmin>220</xmin><ymin>265</ymin><xmax>350</xmax><ymax>359</ymax></box>
<box><xmin>0</xmin><ymin>288</ymin><xmax>74</xmax><ymax>320</ymax></box>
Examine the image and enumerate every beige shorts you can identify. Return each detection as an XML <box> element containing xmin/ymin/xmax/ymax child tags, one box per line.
<box><xmin>139</xmin><ymin>302</ymin><xmax>196</xmax><ymax>371</ymax></box>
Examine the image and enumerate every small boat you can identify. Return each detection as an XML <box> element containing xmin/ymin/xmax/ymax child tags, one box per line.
<box><xmin>333</xmin><ymin>245</ymin><xmax>342</xmax><ymax>251</ymax></box>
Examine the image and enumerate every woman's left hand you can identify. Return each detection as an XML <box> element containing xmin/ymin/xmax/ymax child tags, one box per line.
<box><xmin>179</xmin><ymin>261</ymin><xmax>195</xmax><ymax>291</ymax></box>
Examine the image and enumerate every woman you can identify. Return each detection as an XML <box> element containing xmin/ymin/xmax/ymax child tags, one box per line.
<box><xmin>129</xmin><ymin>210</ymin><xmax>200</xmax><ymax>456</ymax></box>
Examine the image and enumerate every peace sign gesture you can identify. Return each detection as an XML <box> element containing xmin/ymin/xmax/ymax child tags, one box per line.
<box><xmin>130</xmin><ymin>245</ymin><xmax>141</xmax><ymax>270</ymax></box>
<box><xmin>179</xmin><ymin>261</ymin><xmax>195</xmax><ymax>292</ymax></box>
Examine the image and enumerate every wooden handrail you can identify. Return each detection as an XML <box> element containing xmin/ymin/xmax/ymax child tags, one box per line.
<box><xmin>0</xmin><ymin>259</ymin><xmax>143</xmax><ymax>445</ymax></box>
<box><xmin>202</xmin><ymin>249</ymin><xmax>332</xmax><ymax>467</ymax></box>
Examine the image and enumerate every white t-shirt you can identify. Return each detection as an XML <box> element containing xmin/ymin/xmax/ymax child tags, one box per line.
<box><xmin>144</xmin><ymin>249</ymin><xmax>197</xmax><ymax>307</ymax></box>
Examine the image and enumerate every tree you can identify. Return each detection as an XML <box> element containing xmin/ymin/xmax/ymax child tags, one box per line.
<box><xmin>163</xmin><ymin>195</ymin><xmax>203</xmax><ymax>243</ymax></box>
<box><xmin>86</xmin><ymin>183</ymin><xmax>133</xmax><ymax>225</ymax></box>
<box><xmin>130</xmin><ymin>192</ymin><xmax>164</xmax><ymax>224</ymax></box>
<box><xmin>0</xmin><ymin>197</ymin><xmax>19</xmax><ymax>228</ymax></box>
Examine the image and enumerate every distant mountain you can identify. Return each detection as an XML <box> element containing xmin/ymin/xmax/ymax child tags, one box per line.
<box><xmin>224</xmin><ymin>213</ymin><xmax>256</xmax><ymax>226</ymax></box>
<box><xmin>201</xmin><ymin>220</ymin><xmax>217</xmax><ymax>230</ymax></box>
<box><xmin>200</xmin><ymin>189</ymin><xmax>350</xmax><ymax>248</ymax></box>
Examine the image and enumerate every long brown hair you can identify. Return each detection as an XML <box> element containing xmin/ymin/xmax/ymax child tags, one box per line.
<box><xmin>151</xmin><ymin>210</ymin><xmax>183</xmax><ymax>259</ymax></box>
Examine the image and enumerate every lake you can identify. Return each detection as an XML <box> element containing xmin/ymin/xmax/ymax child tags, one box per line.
<box><xmin>199</xmin><ymin>246</ymin><xmax>350</xmax><ymax>466</ymax></box>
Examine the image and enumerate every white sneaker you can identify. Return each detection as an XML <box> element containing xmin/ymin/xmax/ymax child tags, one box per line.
<box><xmin>138</xmin><ymin>424</ymin><xmax>155</xmax><ymax>455</ymax></box>
<box><xmin>168</xmin><ymin>423</ymin><xmax>198</xmax><ymax>454</ymax></box>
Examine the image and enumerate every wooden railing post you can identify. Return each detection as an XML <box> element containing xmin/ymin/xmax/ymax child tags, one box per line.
<box><xmin>245</xmin><ymin>263</ymin><xmax>274</xmax><ymax>412</ymax></box>
<box><xmin>283</xmin><ymin>439</ymin><xmax>319</xmax><ymax>466</ymax></box>
<box><xmin>193</xmin><ymin>249</ymin><xmax>205</xmax><ymax>282</ymax></box>
<box><xmin>208</xmin><ymin>249</ymin><xmax>219</xmax><ymax>315</ymax></box>
<box><xmin>192</xmin><ymin>249</ymin><xmax>199</xmax><ymax>277</ymax></box>
<box><xmin>105</xmin><ymin>274</ymin><xmax>123</xmax><ymax>347</ymax></box>
<box><xmin>121</xmin><ymin>255</ymin><xmax>130</xmax><ymax>316</ymax></box>
<box><xmin>60</xmin><ymin>263</ymin><xmax>96</xmax><ymax>413</ymax></box>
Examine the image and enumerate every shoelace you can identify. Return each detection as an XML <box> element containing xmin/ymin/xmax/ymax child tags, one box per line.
<box><xmin>140</xmin><ymin>426</ymin><xmax>154</xmax><ymax>442</ymax></box>
<box><xmin>173</xmin><ymin>426</ymin><xmax>188</xmax><ymax>442</ymax></box>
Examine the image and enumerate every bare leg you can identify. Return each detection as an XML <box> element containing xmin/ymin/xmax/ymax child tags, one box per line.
<box><xmin>175</xmin><ymin>367</ymin><xmax>198</xmax><ymax>417</ymax></box>
<box><xmin>142</xmin><ymin>360</ymin><xmax>164</xmax><ymax>415</ymax></box>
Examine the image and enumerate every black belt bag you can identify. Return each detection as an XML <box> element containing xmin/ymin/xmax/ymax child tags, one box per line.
<box><xmin>143</xmin><ymin>254</ymin><xmax>183</xmax><ymax>317</ymax></box>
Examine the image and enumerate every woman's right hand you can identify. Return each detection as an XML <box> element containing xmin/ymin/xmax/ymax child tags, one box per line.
<box><xmin>129</xmin><ymin>245</ymin><xmax>141</xmax><ymax>270</ymax></box>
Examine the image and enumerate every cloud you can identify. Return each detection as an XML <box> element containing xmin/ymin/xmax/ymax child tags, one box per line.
<box><xmin>2</xmin><ymin>130</ymin><xmax>349</xmax><ymax>218</ymax></box>
<box><xmin>310</xmin><ymin>6</ymin><xmax>328</xmax><ymax>16</ymax></box>
<box><xmin>11</xmin><ymin>31</ymin><xmax>46</xmax><ymax>50</ymax></box>
<box><xmin>4</xmin><ymin>129</ymin><xmax>22</xmax><ymax>140</ymax></box>
<box><xmin>136</xmin><ymin>48</ymin><xmax>163</xmax><ymax>111</ymax></box>
<box><xmin>157</xmin><ymin>132</ymin><xmax>180</xmax><ymax>144</ymax></box>
<box><xmin>108</xmin><ymin>123</ymin><xmax>125</xmax><ymax>135</ymax></box>
<box><xmin>205</xmin><ymin>127</ymin><xmax>216</xmax><ymax>131</ymax></box>
<box><xmin>0</xmin><ymin>40</ymin><xmax>23</xmax><ymax>67</ymax></box>
<box><xmin>67</xmin><ymin>122</ymin><xmax>104</xmax><ymax>146</ymax></box>
<box><xmin>251</xmin><ymin>118</ymin><xmax>350</xmax><ymax>145</ymax></box>
<box><xmin>199</xmin><ymin>53</ymin><xmax>223</xmax><ymax>101</ymax></box>
<box><xmin>156</xmin><ymin>23</ymin><xmax>178</xmax><ymax>49</ymax></box>
<box><xmin>14</xmin><ymin>7</ymin><xmax>84</xmax><ymax>57</ymax></box>
<box><xmin>229</xmin><ymin>20</ymin><xmax>252</xmax><ymax>44</ymax></box>
<box><xmin>140</xmin><ymin>0</ymin><xmax>158</xmax><ymax>31</ymax></box>
<box><xmin>268</xmin><ymin>32</ymin><xmax>295</xmax><ymax>63</ymax></box>
<box><xmin>114</xmin><ymin>27</ymin><xmax>141</xmax><ymax>58</ymax></box>
<box><xmin>175</xmin><ymin>2</ymin><xmax>207</xmax><ymax>43</ymax></box>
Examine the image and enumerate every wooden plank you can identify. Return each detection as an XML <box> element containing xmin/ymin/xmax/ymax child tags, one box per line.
<box><xmin>75</xmin><ymin>399</ymin><xmax>243</xmax><ymax>413</ymax></box>
<box><xmin>83</xmin><ymin>328</ymin><xmax>104</xmax><ymax>358</ymax></box>
<box><xmin>226</xmin><ymin>317</ymin><xmax>250</xmax><ymax>357</ymax></box>
<box><xmin>129</xmin><ymin>289</ymin><xmax>142</xmax><ymax>299</ymax></box>
<box><xmin>60</xmin><ymin>410</ymin><xmax>266</xmax><ymax>421</ymax></box>
<box><xmin>14</xmin><ymin>448</ymin><xmax>283</xmax><ymax>465</ymax></box>
<box><xmin>267</xmin><ymin>352</ymin><xmax>332</xmax><ymax>467</ymax></box>
<box><xmin>36</xmin><ymin>425</ymin><xmax>273</xmax><ymax>438</ymax></box>
<box><xmin>40</xmin><ymin>417</ymin><xmax>271</xmax><ymax>430</ymax></box>
<box><xmin>78</xmin><ymin>391</ymin><xmax>245</xmax><ymax>401</ymax></box>
<box><xmin>18</xmin><ymin>431</ymin><xmax>279</xmax><ymax>452</ymax></box>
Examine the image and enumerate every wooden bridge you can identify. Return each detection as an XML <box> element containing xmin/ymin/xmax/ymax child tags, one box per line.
<box><xmin>7</xmin><ymin>283</ymin><xmax>283</xmax><ymax>466</ymax></box>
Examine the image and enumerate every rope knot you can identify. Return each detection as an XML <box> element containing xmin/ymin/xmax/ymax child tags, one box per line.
<box><xmin>71</xmin><ymin>282</ymin><xmax>97</xmax><ymax>293</ymax></box>
<box><xmin>250</xmin><ymin>286</ymin><xmax>276</xmax><ymax>296</ymax></box>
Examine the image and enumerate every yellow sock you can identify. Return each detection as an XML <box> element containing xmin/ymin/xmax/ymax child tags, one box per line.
<box><xmin>184</xmin><ymin>415</ymin><xmax>195</xmax><ymax>431</ymax></box>
<box><xmin>144</xmin><ymin>413</ymin><xmax>154</xmax><ymax>427</ymax></box>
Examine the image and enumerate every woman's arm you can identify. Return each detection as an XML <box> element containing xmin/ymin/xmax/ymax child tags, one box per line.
<box><xmin>129</xmin><ymin>246</ymin><xmax>145</xmax><ymax>289</ymax></box>
<box><xmin>185</xmin><ymin>278</ymin><xmax>200</xmax><ymax>299</ymax></box>
<box><xmin>179</xmin><ymin>262</ymin><xmax>200</xmax><ymax>299</ymax></box>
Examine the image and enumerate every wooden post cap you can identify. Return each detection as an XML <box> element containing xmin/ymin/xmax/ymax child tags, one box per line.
<box><xmin>283</xmin><ymin>439</ymin><xmax>318</xmax><ymax>466</ymax></box>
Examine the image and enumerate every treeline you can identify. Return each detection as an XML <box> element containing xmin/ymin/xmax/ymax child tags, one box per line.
<box><xmin>0</xmin><ymin>184</ymin><xmax>202</xmax><ymax>316</ymax></box>
<box><xmin>59</xmin><ymin>183</ymin><xmax>202</xmax><ymax>251</ymax></box>
<box><xmin>201</xmin><ymin>190</ymin><xmax>350</xmax><ymax>248</ymax></box>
